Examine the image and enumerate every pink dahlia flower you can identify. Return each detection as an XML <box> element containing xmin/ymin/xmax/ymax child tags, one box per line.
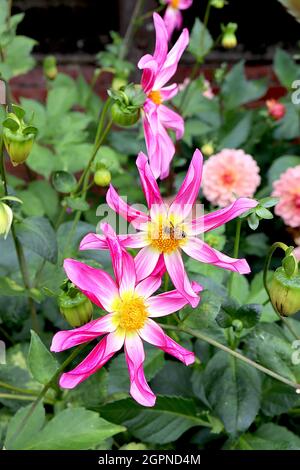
<box><xmin>51</xmin><ymin>223</ymin><xmax>201</xmax><ymax>407</ymax></box>
<box><xmin>163</xmin><ymin>0</ymin><xmax>193</xmax><ymax>40</ymax></box>
<box><xmin>202</xmin><ymin>149</ymin><xmax>261</xmax><ymax>207</ymax></box>
<box><xmin>80</xmin><ymin>150</ymin><xmax>257</xmax><ymax>307</ymax></box>
<box><xmin>272</xmin><ymin>165</ymin><xmax>300</xmax><ymax>227</ymax></box>
<box><xmin>138</xmin><ymin>13</ymin><xmax>189</xmax><ymax>180</ymax></box>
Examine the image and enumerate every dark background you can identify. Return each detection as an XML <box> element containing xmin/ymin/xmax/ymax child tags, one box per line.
<box><xmin>12</xmin><ymin>0</ymin><xmax>300</xmax><ymax>63</ymax></box>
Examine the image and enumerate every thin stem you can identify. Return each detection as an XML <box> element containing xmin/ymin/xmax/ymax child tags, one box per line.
<box><xmin>228</xmin><ymin>218</ymin><xmax>242</xmax><ymax>297</ymax></box>
<box><xmin>161</xmin><ymin>323</ymin><xmax>300</xmax><ymax>391</ymax></box>
<box><xmin>263</xmin><ymin>242</ymin><xmax>300</xmax><ymax>341</ymax></box>
<box><xmin>0</xmin><ymin>133</ymin><xmax>39</xmax><ymax>331</ymax></box>
<box><xmin>0</xmin><ymin>380</ymin><xmax>43</xmax><ymax>396</ymax></box>
<box><xmin>119</xmin><ymin>0</ymin><xmax>145</xmax><ymax>60</ymax></box>
<box><xmin>0</xmin><ymin>393</ymin><xmax>54</xmax><ymax>405</ymax></box>
<box><xmin>8</xmin><ymin>344</ymin><xmax>86</xmax><ymax>447</ymax></box>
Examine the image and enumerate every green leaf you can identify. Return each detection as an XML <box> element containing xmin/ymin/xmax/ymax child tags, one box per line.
<box><xmin>188</xmin><ymin>18</ymin><xmax>213</xmax><ymax>61</ymax></box>
<box><xmin>3</xmin><ymin>117</ymin><xmax>19</xmax><ymax>131</ymax></box>
<box><xmin>1</xmin><ymin>36</ymin><xmax>36</xmax><ymax>80</ymax></box>
<box><xmin>6</xmin><ymin>406</ymin><xmax>125</xmax><ymax>450</ymax></box>
<box><xmin>229</xmin><ymin>274</ymin><xmax>249</xmax><ymax>304</ymax></box>
<box><xmin>65</xmin><ymin>197</ymin><xmax>89</xmax><ymax>212</ymax></box>
<box><xmin>0</xmin><ymin>276</ymin><xmax>26</xmax><ymax>296</ymax></box>
<box><xmin>15</xmin><ymin>216</ymin><xmax>58</xmax><ymax>264</ymax></box>
<box><xmin>234</xmin><ymin>424</ymin><xmax>300</xmax><ymax>450</ymax></box>
<box><xmin>46</xmin><ymin>86</ymin><xmax>77</xmax><ymax>118</ymax></box>
<box><xmin>124</xmin><ymin>396</ymin><xmax>206</xmax><ymax>444</ymax></box>
<box><xmin>256</xmin><ymin>206</ymin><xmax>273</xmax><ymax>220</ymax></box>
<box><xmin>5</xmin><ymin>402</ymin><xmax>45</xmax><ymax>450</ymax></box>
<box><xmin>222</xmin><ymin>61</ymin><xmax>268</xmax><ymax>110</ymax></box>
<box><xmin>219</xmin><ymin>112</ymin><xmax>252</xmax><ymax>149</ymax></box>
<box><xmin>261</xmin><ymin>378</ymin><xmax>300</xmax><ymax>417</ymax></box>
<box><xmin>274</xmin><ymin>103</ymin><xmax>300</xmax><ymax>140</ymax></box>
<box><xmin>203</xmin><ymin>351</ymin><xmax>261</xmax><ymax>435</ymax></box>
<box><xmin>28</xmin><ymin>330</ymin><xmax>58</xmax><ymax>385</ymax></box>
<box><xmin>26</xmin><ymin>143</ymin><xmax>57</xmax><ymax>179</ymax></box>
<box><xmin>26</xmin><ymin>408</ymin><xmax>125</xmax><ymax>450</ymax></box>
<box><xmin>268</xmin><ymin>155</ymin><xmax>300</xmax><ymax>184</ymax></box>
<box><xmin>274</xmin><ymin>48</ymin><xmax>299</xmax><ymax>89</ymax></box>
<box><xmin>52</xmin><ymin>171</ymin><xmax>77</xmax><ymax>194</ymax></box>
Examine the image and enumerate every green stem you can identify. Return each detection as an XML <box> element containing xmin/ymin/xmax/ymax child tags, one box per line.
<box><xmin>0</xmin><ymin>380</ymin><xmax>43</xmax><ymax>396</ymax></box>
<box><xmin>119</xmin><ymin>0</ymin><xmax>145</xmax><ymax>60</ymax></box>
<box><xmin>228</xmin><ymin>218</ymin><xmax>242</xmax><ymax>297</ymax></box>
<box><xmin>8</xmin><ymin>344</ymin><xmax>86</xmax><ymax>447</ymax></box>
<box><xmin>263</xmin><ymin>242</ymin><xmax>300</xmax><ymax>341</ymax></box>
<box><xmin>0</xmin><ymin>135</ymin><xmax>39</xmax><ymax>331</ymax></box>
<box><xmin>0</xmin><ymin>393</ymin><xmax>54</xmax><ymax>405</ymax></box>
<box><xmin>161</xmin><ymin>323</ymin><xmax>300</xmax><ymax>390</ymax></box>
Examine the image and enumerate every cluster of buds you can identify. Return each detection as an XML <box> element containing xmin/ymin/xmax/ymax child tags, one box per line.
<box><xmin>221</xmin><ymin>23</ymin><xmax>238</xmax><ymax>49</ymax></box>
<box><xmin>2</xmin><ymin>104</ymin><xmax>37</xmax><ymax>166</ymax></box>
<box><xmin>108</xmin><ymin>83</ymin><xmax>146</xmax><ymax>127</ymax></box>
<box><xmin>58</xmin><ymin>280</ymin><xmax>93</xmax><ymax>328</ymax></box>
<box><xmin>269</xmin><ymin>247</ymin><xmax>300</xmax><ymax>317</ymax></box>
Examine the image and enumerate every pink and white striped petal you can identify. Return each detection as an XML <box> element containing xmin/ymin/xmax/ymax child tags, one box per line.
<box><xmin>124</xmin><ymin>333</ymin><xmax>156</xmax><ymax>407</ymax></box>
<box><xmin>163</xmin><ymin>6</ymin><xmax>183</xmax><ymax>40</ymax></box>
<box><xmin>140</xmin><ymin>319</ymin><xmax>195</xmax><ymax>366</ymax></box>
<box><xmin>63</xmin><ymin>259</ymin><xmax>119</xmax><ymax>311</ymax></box>
<box><xmin>59</xmin><ymin>331</ymin><xmax>125</xmax><ymax>389</ymax></box>
<box><xmin>106</xmin><ymin>185</ymin><xmax>149</xmax><ymax>229</ymax></box>
<box><xmin>135</xmin><ymin>245</ymin><xmax>161</xmax><ymax>282</ymax></box>
<box><xmin>191</xmin><ymin>198</ymin><xmax>258</xmax><ymax>235</ymax></box>
<box><xmin>51</xmin><ymin>314</ymin><xmax>116</xmax><ymax>352</ymax></box>
<box><xmin>158</xmin><ymin>104</ymin><xmax>184</xmax><ymax>139</ymax></box>
<box><xmin>182</xmin><ymin>237</ymin><xmax>251</xmax><ymax>274</ymax></box>
<box><xmin>136</xmin><ymin>152</ymin><xmax>164</xmax><ymax>208</ymax></box>
<box><xmin>164</xmin><ymin>249</ymin><xmax>200</xmax><ymax>307</ymax></box>
<box><xmin>147</xmin><ymin>281</ymin><xmax>203</xmax><ymax>317</ymax></box>
<box><xmin>135</xmin><ymin>276</ymin><xmax>162</xmax><ymax>299</ymax></box>
<box><xmin>80</xmin><ymin>232</ymin><xmax>148</xmax><ymax>251</ymax></box>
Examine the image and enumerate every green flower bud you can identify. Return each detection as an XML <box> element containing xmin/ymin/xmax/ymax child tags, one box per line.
<box><xmin>201</xmin><ymin>142</ymin><xmax>215</xmax><ymax>157</ymax></box>
<box><xmin>211</xmin><ymin>0</ymin><xmax>226</xmax><ymax>8</ymax></box>
<box><xmin>0</xmin><ymin>201</ymin><xmax>13</xmax><ymax>239</ymax></box>
<box><xmin>58</xmin><ymin>289</ymin><xmax>93</xmax><ymax>328</ymax></box>
<box><xmin>43</xmin><ymin>55</ymin><xmax>58</xmax><ymax>81</ymax></box>
<box><xmin>94</xmin><ymin>168</ymin><xmax>111</xmax><ymax>187</ymax></box>
<box><xmin>269</xmin><ymin>267</ymin><xmax>300</xmax><ymax>316</ymax></box>
<box><xmin>2</xmin><ymin>105</ymin><xmax>37</xmax><ymax>166</ymax></box>
<box><xmin>221</xmin><ymin>23</ymin><xmax>238</xmax><ymax>49</ymax></box>
<box><xmin>112</xmin><ymin>76</ymin><xmax>128</xmax><ymax>91</ymax></box>
<box><xmin>108</xmin><ymin>83</ymin><xmax>145</xmax><ymax>128</ymax></box>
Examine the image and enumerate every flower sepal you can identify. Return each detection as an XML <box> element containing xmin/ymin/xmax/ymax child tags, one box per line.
<box><xmin>270</xmin><ymin>265</ymin><xmax>300</xmax><ymax>317</ymax></box>
<box><xmin>109</xmin><ymin>83</ymin><xmax>145</xmax><ymax>127</ymax></box>
<box><xmin>3</xmin><ymin>104</ymin><xmax>37</xmax><ymax>166</ymax></box>
<box><xmin>58</xmin><ymin>281</ymin><xmax>93</xmax><ymax>328</ymax></box>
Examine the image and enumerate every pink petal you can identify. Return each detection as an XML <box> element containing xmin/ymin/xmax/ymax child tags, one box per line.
<box><xmin>147</xmin><ymin>281</ymin><xmax>203</xmax><ymax>317</ymax></box>
<box><xmin>59</xmin><ymin>331</ymin><xmax>125</xmax><ymax>389</ymax></box>
<box><xmin>135</xmin><ymin>275</ymin><xmax>162</xmax><ymax>299</ymax></box>
<box><xmin>80</xmin><ymin>232</ymin><xmax>148</xmax><ymax>251</ymax></box>
<box><xmin>158</xmin><ymin>104</ymin><xmax>184</xmax><ymax>139</ymax></box>
<box><xmin>101</xmin><ymin>223</ymin><xmax>136</xmax><ymax>294</ymax></box>
<box><xmin>164</xmin><ymin>249</ymin><xmax>200</xmax><ymax>307</ymax></box>
<box><xmin>182</xmin><ymin>237</ymin><xmax>251</xmax><ymax>274</ymax></box>
<box><xmin>163</xmin><ymin>7</ymin><xmax>183</xmax><ymax>40</ymax></box>
<box><xmin>125</xmin><ymin>333</ymin><xmax>156</xmax><ymax>407</ymax></box>
<box><xmin>154</xmin><ymin>27</ymin><xmax>189</xmax><ymax>89</ymax></box>
<box><xmin>138</xmin><ymin>55</ymin><xmax>158</xmax><ymax>93</ymax></box>
<box><xmin>179</xmin><ymin>0</ymin><xmax>193</xmax><ymax>9</ymax></box>
<box><xmin>169</xmin><ymin>149</ymin><xmax>203</xmax><ymax>221</ymax></box>
<box><xmin>51</xmin><ymin>314</ymin><xmax>116</xmax><ymax>352</ymax></box>
<box><xmin>140</xmin><ymin>319</ymin><xmax>195</xmax><ymax>366</ymax></box>
<box><xmin>160</xmin><ymin>84</ymin><xmax>179</xmax><ymax>102</ymax></box>
<box><xmin>135</xmin><ymin>245</ymin><xmax>161</xmax><ymax>282</ymax></box>
<box><xmin>151</xmin><ymin>254</ymin><xmax>166</xmax><ymax>278</ymax></box>
<box><xmin>136</xmin><ymin>152</ymin><xmax>164</xmax><ymax>208</ymax></box>
<box><xmin>191</xmin><ymin>198</ymin><xmax>258</xmax><ymax>235</ymax></box>
<box><xmin>64</xmin><ymin>259</ymin><xmax>119</xmax><ymax>311</ymax></box>
<box><xmin>106</xmin><ymin>184</ymin><xmax>149</xmax><ymax>229</ymax></box>
<box><xmin>152</xmin><ymin>12</ymin><xmax>168</xmax><ymax>68</ymax></box>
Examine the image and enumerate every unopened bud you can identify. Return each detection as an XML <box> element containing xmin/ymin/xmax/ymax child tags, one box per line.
<box><xmin>94</xmin><ymin>168</ymin><xmax>111</xmax><ymax>187</ymax></box>
<box><xmin>269</xmin><ymin>267</ymin><xmax>300</xmax><ymax>317</ymax></box>
<box><xmin>108</xmin><ymin>83</ymin><xmax>145</xmax><ymax>127</ymax></box>
<box><xmin>43</xmin><ymin>55</ymin><xmax>58</xmax><ymax>81</ymax></box>
<box><xmin>58</xmin><ymin>288</ymin><xmax>93</xmax><ymax>328</ymax></box>
<box><xmin>201</xmin><ymin>142</ymin><xmax>215</xmax><ymax>157</ymax></box>
<box><xmin>211</xmin><ymin>0</ymin><xmax>226</xmax><ymax>8</ymax></box>
<box><xmin>221</xmin><ymin>23</ymin><xmax>238</xmax><ymax>49</ymax></box>
<box><xmin>0</xmin><ymin>201</ymin><xmax>13</xmax><ymax>239</ymax></box>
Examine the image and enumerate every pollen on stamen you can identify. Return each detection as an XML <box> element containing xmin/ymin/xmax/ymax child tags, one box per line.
<box><xmin>149</xmin><ymin>90</ymin><xmax>163</xmax><ymax>105</ymax></box>
<box><xmin>171</xmin><ymin>0</ymin><xmax>180</xmax><ymax>8</ymax></box>
<box><xmin>148</xmin><ymin>219</ymin><xmax>187</xmax><ymax>254</ymax></box>
<box><xmin>113</xmin><ymin>294</ymin><xmax>148</xmax><ymax>332</ymax></box>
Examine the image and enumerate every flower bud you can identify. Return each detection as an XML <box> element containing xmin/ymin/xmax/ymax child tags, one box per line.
<box><xmin>94</xmin><ymin>168</ymin><xmax>111</xmax><ymax>187</ymax></box>
<box><xmin>201</xmin><ymin>142</ymin><xmax>214</xmax><ymax>157</ymax></box>
<box><xmin>266</xmin><ymin>99</ymin><xmax>286</xmax><ymax>121</ymax></box>
<box><xmin>108</xmin><ymin>83</ymin><xmax>145</xmax><ymax>128</ymax></box>
<box><xmin>43</xmin><ymin>55</ymin><xmax>58</xmax><ymax>81</ymax></box>
<box><xmin>58</xmin><ymin>288</ymin><xmax>93</xmax><ymax>328</ymax></box>
<box><xmin>3</xmin><ymin>105</ymin><xmax>37</xmax><ymax>166</ymax></box>
<box><xmin>221</xmin><ymin>23</ymin><xmax>238</xmax><ymax>49</ymax></box>
<box><xmin>0</xmin><ymin>201</ymin><xmax>13</xmax><ymax>239</ymax></box>
<box><xmin>211</xmin><ymin>0</ymin><xmax>226</xmax><ymax>8</ymax></box>
<box><xmin>112</xmin><ymin>76</ymin><xmax>128</xmax><ymax>91</ymax></box>
<box><xmin>269</xmin><ymin>267</ymin><xmax>300</xmax><ymax>316</ymax></box>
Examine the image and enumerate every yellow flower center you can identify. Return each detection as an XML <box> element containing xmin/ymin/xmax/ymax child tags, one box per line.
<box><xmin>149</xmin><ymin>90</ymin><xmax>163</xmax><ymax>105</ymax></box>
<box><xmin>113</xmin><ymin>292</ymin><xmax>148</xmax><ymax>332</ymax></box>
<box><xmin>171</xmin><ymin>0</ymin><xmax>180</xmax><ymax>8</ymax></box>
<box><xmin>147</xmin><ymin>216</ymin><xmax>187</xmax><ymax>254</ymax></box>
